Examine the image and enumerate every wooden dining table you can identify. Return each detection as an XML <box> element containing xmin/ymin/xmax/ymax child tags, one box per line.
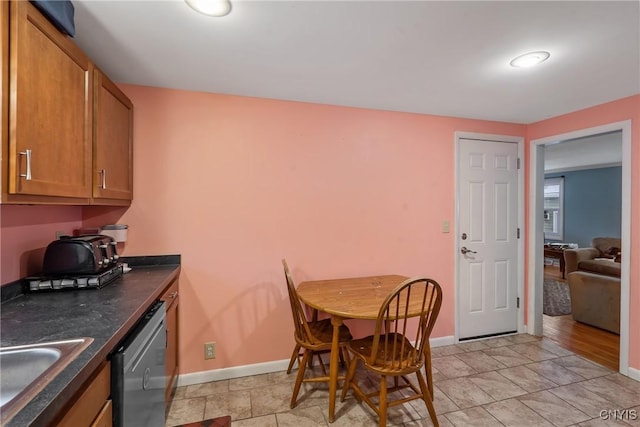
<box><xmin>296</xmin><ymin>274</ymin><xmax>409</xmax><ymax>423</ymax></box>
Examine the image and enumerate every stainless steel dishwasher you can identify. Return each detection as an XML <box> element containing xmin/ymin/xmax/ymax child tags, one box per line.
<box><xmin>111</xmin><ymin>301</ymin><xmax>166</xmax><ymax>427</ymax></box>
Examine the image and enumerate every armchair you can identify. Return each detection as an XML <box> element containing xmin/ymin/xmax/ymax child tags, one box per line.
<box><xmin>563</xmin><ymin>237</ymin><xmax>621</xmax><ymax>334</ymax></box>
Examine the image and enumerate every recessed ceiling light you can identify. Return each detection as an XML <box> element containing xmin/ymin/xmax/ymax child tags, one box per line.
<box><xmin>510</xmin><ymin>51</ymin><xmax>550</xmax><ymax>68</ymax></box>
<box><xmin>185</xmin><ymin>0</ymin><xmax>232</xmax><ymax>17</ymax></box>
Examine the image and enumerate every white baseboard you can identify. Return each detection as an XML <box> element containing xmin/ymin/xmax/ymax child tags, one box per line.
<box><xmin>177</xmin><ymin>359</ymin><xmax>292</xmax><ymax>387</ymax></box>
<box><xmin>627</xmin><ymin>366</ymin><xmax>640</xmax><ymax>381</ymax></box>
<box><xmin>177</xmin><ymin>335</ymin><xmax>456</xmax><ymax>387</ymax></box>
<box><xmin>430</xmin><ymin>335</ymin><xmax>455</xmax><ymax>348</ymax></box>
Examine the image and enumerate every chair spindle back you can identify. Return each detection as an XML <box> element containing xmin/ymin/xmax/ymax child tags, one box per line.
<box><xmin>282</xmin><ymin>259</ymin><xmax>315</xmax><ymax>345</ymax></box>
<box><xmin>370</xmin><ymin>277</ymin><xmax>442</xmax><ymax>371</ymax></box>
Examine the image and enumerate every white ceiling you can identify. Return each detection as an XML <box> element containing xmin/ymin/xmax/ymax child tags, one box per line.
<box><xmin>72</xmin><ymin>1</ymin><xmax>640</xmax><ymax>124</ymax></box>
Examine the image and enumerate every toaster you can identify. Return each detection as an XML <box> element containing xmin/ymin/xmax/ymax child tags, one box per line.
<box><xmin>42</xmin><ymin>235</ymin><xmax>119</xmax><ymax>275</ymax></box>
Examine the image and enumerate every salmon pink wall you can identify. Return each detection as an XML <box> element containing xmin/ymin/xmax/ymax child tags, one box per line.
<box><xmin>107</xmin><ymin>84</ymin><xmax>525</xmax><ymax>375</ymax></box>
<box><xmin>526</xmin><ymin>95</ymin><xmax>640</xmax><ymax>373</ymax></box>
<box><xmin>0</xmin><ymin>205</ymin><xmax>82</xmax><ymax>283</ymax></box>
<box><xmin>1</xmin><ymin>88</ymin><xmax>635</xmax><ymax>378</ymax></box>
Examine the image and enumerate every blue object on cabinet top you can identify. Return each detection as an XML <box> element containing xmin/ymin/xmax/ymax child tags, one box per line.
<box><xmin>30</xmin><ymin>0</ymin><xmax>75</xmax><ymax>37</ymax></box>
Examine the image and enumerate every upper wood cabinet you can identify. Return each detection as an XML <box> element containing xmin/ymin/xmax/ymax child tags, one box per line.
<box><xmin>1</xmin><ymin>2</ymin><xmax>8</xmax><ymax>172</ymax></box>
<box><xmin>93</xmin><ymin>69</ymin><xmax>133</xmax><ymax>204</ymax></box>
<box><xmin>1</xmin><ymin>1</ymin><xmax>133</xmax><ymax>205</ymax></box>
<box><xmin>6</xmin><ymin>0</ymin><xmax>92</xmax><ymax>202</ymax></box>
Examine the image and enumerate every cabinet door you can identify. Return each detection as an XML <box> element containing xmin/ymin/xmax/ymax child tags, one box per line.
<box><xmin>1</xmin><ymin>2</ymin><xmax>8</xmax><ymax>173</ymax></box>
<box><xmin>165</xmin><ymin>299</ymin><xmax>178</xmax><ymax>401</ymax></box>
<box><xmin>57</xmin><ymin>361</ymin><xmax>111</xmax><ymax>427</ymax></box>
<box><xmin>93</xmin><ymin>70</ymin><xmax>133</xmax><ymax>202</ymax></box>
<box><xmin>90</xmin><ymin>400</ymin><xmax>112</xmax><ymax>427</ymax></box>
<box><xmin>8</xmin><ymin>1</ymin><xmax>92</xmax><ymax>198</ymax></box>
<box><xmin>161</xmin><ymin>279</ymin><xmax>179</xmax><ymax>404</ymax></box>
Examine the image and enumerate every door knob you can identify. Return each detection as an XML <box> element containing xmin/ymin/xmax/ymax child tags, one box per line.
<box><xmin>461</xmin><ymin>246</ymin><xmax>477</xmax><ymax>255</ymax></box>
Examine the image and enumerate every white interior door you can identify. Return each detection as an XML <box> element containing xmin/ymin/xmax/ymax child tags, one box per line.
<box><xmin>458</xmin><ymin>138</ymin><xmax>518</xmax><ymax>340</ymax></box>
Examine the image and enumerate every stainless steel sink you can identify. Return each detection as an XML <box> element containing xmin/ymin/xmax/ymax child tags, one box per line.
<box><xmin>0</xmin><ymin>338</ymin><xmax>93</xmax><ymax>424</ymax></box>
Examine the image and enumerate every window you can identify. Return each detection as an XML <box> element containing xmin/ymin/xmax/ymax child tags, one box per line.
<box><xmin>544</xmin><ymin>177</ymin><xmax>564</xmax><ymax>240</ymax></box>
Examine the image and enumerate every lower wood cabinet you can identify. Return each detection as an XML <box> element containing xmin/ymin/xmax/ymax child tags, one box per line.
<box><xmin>90</xmin><ymin>400</ymin><xmax>112</xmax><ymax>427</ymax></box>
<box><xmin>57</xmin><ymin>360</ymin><xmax>111</xmax><ymax>427</ymax></box>
<box><xmin>54</xmin><ymin>278</ymin><xmax>179</xmax><ymax>425</ymax></box>
<box><xmin>161</xmin><ymin>278</ymin><xmax>179</xmax><ymax>406</ymax></box>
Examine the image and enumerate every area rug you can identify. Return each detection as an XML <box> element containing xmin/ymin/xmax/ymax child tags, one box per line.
<box><xmin>543</xmin><ymin>278</ymin><xmax>571</xmax><ymax>316</ymax></box>
<box><xmin>177</xmin><ymin>416</ymin><xmax>231</xmax><ymax>427</ymax></box>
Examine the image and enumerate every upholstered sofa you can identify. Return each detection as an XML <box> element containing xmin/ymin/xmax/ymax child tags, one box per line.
<box><xmin>564</xmin><ymin>237</ymin><xmax>621</xmax><ymax>334</ymax></box>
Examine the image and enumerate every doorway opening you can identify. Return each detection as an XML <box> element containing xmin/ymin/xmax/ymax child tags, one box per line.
<box><xmin>528</xmin><ymin>121</ymin><xmax>631</xmax><ymax>375</ymax></box>
<box><xmin>542</xmin><ymin>131</ymin><xmax>622</xmax><ymax>371</ymax></box>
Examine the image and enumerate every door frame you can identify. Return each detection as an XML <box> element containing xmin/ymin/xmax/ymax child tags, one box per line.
<box><xmin>454</xmin><ymin>132</ymin><xmax>526</xmax><ymax>342</ymax></box>
<box><xmin>528</xmin><ymin>120</ymin><xmax>631</xmax><ymax>375</ymax></box>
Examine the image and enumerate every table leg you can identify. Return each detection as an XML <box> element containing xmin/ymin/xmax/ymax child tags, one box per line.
<box><xmin>560</xmin><ymin>252</ymin><xmax>565</xmax><ymax>278</ymax></box>
<box><xmin>328</xmin><ymin>315</ymin><xmax>344</xmax><ymax>423</ymax></box>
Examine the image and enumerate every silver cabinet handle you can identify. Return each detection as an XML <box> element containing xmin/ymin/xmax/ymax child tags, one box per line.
<box><xmin>99</xmin><ymin>169</ymin><xmax>107</xmax><ymax>189</ymax></box>
<box><xmin>19</xmin><ymin>149</ymin><xmax>32</xmax><ymax>180</ymax></box>
<box><xmin>461</xmin><ymin>246</ymin><xmax>477</xmax><ymax>255</ymax></box>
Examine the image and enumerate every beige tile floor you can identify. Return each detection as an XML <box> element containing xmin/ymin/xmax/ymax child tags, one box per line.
<box><xmin>167</xmin><ymin>334</ymin><xmax>640</xmax><ymax>426</ymax></box>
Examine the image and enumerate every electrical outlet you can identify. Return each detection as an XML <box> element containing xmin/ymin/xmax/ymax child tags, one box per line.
<box><xmin>441</xmin><ymin>221</ymin><xmax>450</xmax><ymax>233</ymax></box>
<box><xmin>55</xmin><ymin>231</ymin><xmax>66</xmax><ymax>239</ymax></box>
<box><xmin>204</xmin><ymin>342</ymin><xmax>216</xmax><ymax>360</ymax></box>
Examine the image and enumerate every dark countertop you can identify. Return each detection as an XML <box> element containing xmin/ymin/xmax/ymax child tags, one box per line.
<box><xmin>0</xmin><ymin>256</ymin><xmax>181</xmax><ymax>427</ymax></box>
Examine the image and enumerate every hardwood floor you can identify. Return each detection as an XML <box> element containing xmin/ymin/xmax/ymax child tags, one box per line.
<box><xmin>542</xmin><ymin>265</ymin><xmax>620</xmax><ymax>371</ymax></box>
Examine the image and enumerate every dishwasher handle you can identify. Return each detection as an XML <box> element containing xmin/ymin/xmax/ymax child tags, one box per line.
<box><xmin>131</xmin><ymin>318</ymin><xmax>165</xmax><ymax>373</ymax></box>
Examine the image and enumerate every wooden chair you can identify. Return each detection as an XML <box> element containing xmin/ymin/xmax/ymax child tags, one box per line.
<box><xmin>282</xmin><ymin>259</ymin><xmax>353</xmax><ymax>408</ymax></box>
<box><xmin>286</xmin><ymin>343</ymin><xmax>303</xmax><ymax>374</ymax></box>
<box><xmin>286</xmin><ymin>306</ymin><xmax>321</xmax><ymax>374</ymax></box>
<box><xmin>340</xmin><ymin>277</ymin><xmax>442</xmax><ymax>427</ymax></box>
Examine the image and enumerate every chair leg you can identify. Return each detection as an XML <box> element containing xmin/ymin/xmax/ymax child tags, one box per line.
<box><xmin>340</xmin><ymin>346</ymin><xmax>350</xmax><ymax>368</ymax></box>
<box><xmin>379</xmin><ymin>375</ymin><xmax>387</xmax><ymax>427</ymax></box>
<box><xmin>416</xmin><ymin>371</ymin><xmax>439</xmax><ymax>427</ymax></box>
<box><xmin>339</xmin><ymin>348</ymin><xmax>346</xmax><ymax>366</ymax></box>
<box><xmin>308</xmin><ymin>352</ymin><xmax>315</xmax><ymax>368</ymax></box>
<box><xmin>291</xmin><ymin>349</ymin><xmax>311</xmax><ymax>409</ymax></box>
<box><xmin>340</xmin><ymin>356</ymin><xmax>358</xmax><ymax>402</ymax></box>
<box><xmin>424</xmin><ymin>341</ymin><xmax>434</xmax><ymax>400</ymax></box>
<box><xmin>317</xmin><ymin>352</ymin><xmax>327</xmax><ymax>376</ymax></box>
<box><xmin>287</xmin><ymin>344</ymin><xmax>301</xmax><ymax>374</ymax></box>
